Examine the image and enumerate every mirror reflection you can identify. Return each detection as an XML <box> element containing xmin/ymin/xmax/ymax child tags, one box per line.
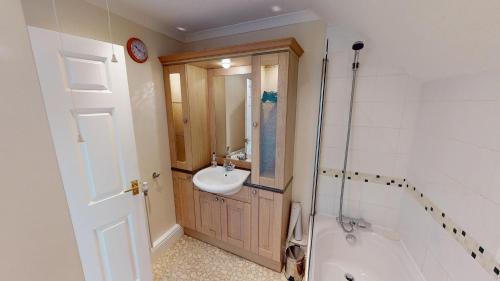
<box><xmin>213</xmin><ymin>73</ymin><xmax>252</xmax><ymax>162</ymax></box>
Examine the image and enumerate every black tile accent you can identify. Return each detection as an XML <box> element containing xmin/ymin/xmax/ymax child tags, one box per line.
<box><xmin>431</xmin><ymin>207</ymin><xmax>434</xmax><ymax>212</ymax></box>
<box><xmin>335</xmin><ymin>175</ymin><xmax>338</xmax><ymax>178</ymax></box>
<box><xmin>376</xmin><ymin>175</ymin><xmax>380</xmax><ymax>178</ymax></box>
<box><xmin>479</xmin><ymin>246</ymin><xmax>484</xmax><ymax>254</ymax></box>
<box><xmin>442</xmin><ymin>212</ymin><xmax>446</xmax><ymax>218</ymax></box>
<box><xmin>403</xmin><ymin>178</ymin><xmax>406</xmax><ymax>182</ymax></box>
<box><xmin>425</xmin><ymin>206</ymin><xmax>428</xmax><ymax>211</ymax></box>
<box><xmin>462</xmin><ymin>230</ymin><xmax>466</xmax><ymax>237</ymax></box>
<box><xmin>364</xmin><ymin>179</ymin><xmax>368</xmax><ymax>182</ymax></box>
<box><xmin>322</xmin><ymin>170</ymin><xmax>326</xmax><ymax>174</ymax></box>
<box><xmin>391</xmin><ymin>180</ymin><xmax>395</xmax><ymax>183</ymax></box>
<box><xmin>347</xmin><ymin>176</ymin><xmax>351</xmax><ymax>180</ymax></box>
<box><xmin>406</xmin><ymin>184</ymin><xmax>409</xmax><ymax>187</ymax></box>
<box><xmin>420</xmin><ymin>193</ymin><xmax>423</xmax><ymax>197</ymax></box>
<box><xmin>453</xmin><ymin>228</ymin><xmax>457</xmax><ymax>234</ymax></box>
<box><xmin>355</xmin><ymin>172</ymin><xmax>359</xmax><ymax>175</ymax></box>
<box><xmin>442</xmin><ymin>223</ymin><xmax>446</xmax><ymax>229</ymax></box>
<box><xmin>386</xmin><ymin>182</ymin><xmax>390</xmax><ymax>186</ymax></box>
<box><xmin>494</xmin><ymin>267</ymin><xmax>499</xmax><ymax>275</ymax></box>
<box><xmin>398</xmin><ymin>184</ymin><xmax>402</xmax><ymax>187</ymax></box>
<box><xmin>471</xmin><ymin>252</ymin><xmax>476</xmax><ymax>259</ymax></box>
<box><xmin>413</xmin><ymin>187</ymin><xmax>416</xmax><ymax>191</ymax></box>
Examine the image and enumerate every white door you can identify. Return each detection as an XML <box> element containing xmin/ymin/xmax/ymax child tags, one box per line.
<box><xmin>28</xmin><ymin>26</ymin><xmax>152</xmax><ymax>281</ymax></box>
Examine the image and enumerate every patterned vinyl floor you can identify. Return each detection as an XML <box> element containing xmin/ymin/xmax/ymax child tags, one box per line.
<box><xmin>153</xmin><ymin>235</ymin><xmax>286</xmax><ymax>281</ymax></box>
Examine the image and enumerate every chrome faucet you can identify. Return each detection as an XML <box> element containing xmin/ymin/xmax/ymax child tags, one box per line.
<box><xmin>336</xmin><ymin>216</ymin><xmax>371</xmax><ymax>232</ymax></box>
<box><xmin>223</xmin><ymin>159</ymin><xmax>235</xmax><ymax>171</ymax></box>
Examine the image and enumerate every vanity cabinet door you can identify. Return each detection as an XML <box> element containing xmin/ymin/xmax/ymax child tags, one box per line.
<box><xmin>172</xmin><ymin>171</ymin><xmax>196</xmax><ymax>230</ymax></box>
<box><xmin>198</xmin><ymin>191</ymin><xmax>222</xmax><ymax>240</ymax></box>
<box><xmin>221</xmin><ymin>197</ymin><xmax>251</xmax><ymax>250</ymax></box>
<box><xmin>164</xmin><ymin>64</ymin><xmax>192</xmax><ymax>170</ymax></box>
<box><xmin>250</xmin><ymin>188</ymin><xmax>282</xmax><ymax>262</ymax></box>
<box><xmin>251</xmin><ymin>52</ymin><xmax>294</xmax><ymax>190</ymax></box>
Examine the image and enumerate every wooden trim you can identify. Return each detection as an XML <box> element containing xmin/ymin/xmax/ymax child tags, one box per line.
<box><xmin>159</xmin><ymin>38</ymin><xmax>304</xmax><ymax>65</ymax></box>
<box><xmin>184</xmin><ymin>228</ymin><xmax>282</xmax><ymax>272</ymax></box>
<box><xmin>251</xmin><ymin>55</ymin><xmax>261</xmax><ymax>184</ymax></box>
<box><xmin>207</xmin><ymin>69</ymin><xmax>216</xmax><ymax>154</ymax></box>
<box><xmin>275</xmin><ymin>52</ymin><xmax>289</xmax><ymax>189</ymax></box>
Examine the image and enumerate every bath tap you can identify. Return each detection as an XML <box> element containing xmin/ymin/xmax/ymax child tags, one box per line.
<box><xmin>336</xmin><ymin>216</ymin><xmax>371</xmax><ymax>232</ymax></box>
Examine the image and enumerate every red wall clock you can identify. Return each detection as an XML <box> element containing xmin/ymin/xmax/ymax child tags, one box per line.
<box><xmin>127</xmin><ymin>37</ymin><xmax>148</xmax><ymax>63</ymax></box>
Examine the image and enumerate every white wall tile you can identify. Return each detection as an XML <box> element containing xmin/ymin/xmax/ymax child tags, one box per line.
<box><xmin>403</xmin><ymin>71</ymin><xmax>500</xmax><ymax>281</ymax></box>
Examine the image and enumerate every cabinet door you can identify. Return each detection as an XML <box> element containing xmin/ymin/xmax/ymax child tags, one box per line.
<box><xmin>251</xmin><ymin>189</ymin><xmax>282</xmax><ymax>262</ymax></box>
<box><xmin>172</xmin><ymin>171</ymin><xmax>196</xmax><ymax>230</ymax></box>
<box><xmin>164</xmin><ymin>64</ymin><xmax>192</xmax><ymax>170</ymax></box>
<box><xmin>198</xmin><ymin>191</ymin><xmax>221</xmax><ymax>240</ymax></box>
<box><xmin>221</xmin><ymin>197</ymin><xmax>251</xmax><ymax>250</ymax></box>
<box><xmin>251</xmin><ymin>52</ymin><xmax>289</xmax><ymax>189</ymax></box>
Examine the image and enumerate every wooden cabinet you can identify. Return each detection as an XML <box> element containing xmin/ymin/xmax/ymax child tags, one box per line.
<box><xmin>194</xmin><ymin>190</ymin><xmax>252</xmax><ymax>251</ymax></box>
<box><xmin>161</xmin><ymin>38</ymin><xmax>302</xmax><ymax>272</ymax></box>
<box><xmin>163</xmin><ymin>64</ymin><xmax>211</xmax><ymax>171</ymax></box>
<box><xmin>172</xmin><ymin>171</ymin><xmax>196</xmax><ymax>230</ymax></box>
<box><xmin>251</xmin><ymin>52</ymin><xmax>298</xmax><ymax>189</ymax></box>
<box><xmin>221</xmin><ymin>197</ymin><xmax>251</xmax><ymax>251</ymax></box>
<box><xmin>250</xmin><ymin>188</ymin><xmax>291</xmax><ymax>263</ymax></box>
<box><xmin>197</xmin><ymin>191</ymin><xmax>222</xmax><ymax>239</ymax></box>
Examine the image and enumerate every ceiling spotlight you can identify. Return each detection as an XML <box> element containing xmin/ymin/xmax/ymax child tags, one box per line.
<box><xmin>221</xmin><ymin>58</ymin><xmax>231</xmax><ymax>69</ymax></box>
<box><xmin>176</xmin><ymin>27</ymin><xmax>187</xmax><ymax>32</ymax></box>
<box><xmin>271</xmin><ymin>5</ymin><xmax>282</xmax><ymax>12</ymax></box>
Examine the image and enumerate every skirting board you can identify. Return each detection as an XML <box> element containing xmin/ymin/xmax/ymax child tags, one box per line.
<box><xmin>151</xmin><ymin>223</ymin><xmax>184</xmax><ymax>260</ymax></box>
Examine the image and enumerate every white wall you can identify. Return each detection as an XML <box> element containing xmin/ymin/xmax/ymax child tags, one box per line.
<box><xmin>400</xmin><ymin>71</ymin><xmax>500</xmax><ymax>281</ymax></box>
<box><xmin>0</xmin><ymin>1</ymin><xmax>84</xmax><ymax>280</ymax></box>
<box><xmin>315</xmin><ymin>27</ymin><xmax>421</xmax><ymax>231</ymax></box>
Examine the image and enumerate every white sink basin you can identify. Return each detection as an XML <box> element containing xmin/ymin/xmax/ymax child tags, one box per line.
<box><xmin>193</xmin><ymin>166</ymin><xmax>250</xmax><ymax>195</ymax></box>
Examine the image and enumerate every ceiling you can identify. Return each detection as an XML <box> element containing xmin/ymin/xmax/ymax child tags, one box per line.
<box><xmin>86</xmin><ymin>0</ymin><xmax>500</xmax><ymax>81</ymax></box>
<box><xmin>86</xmin><ymin>0</ymin><xmax>309</xmax><ymax>41</ymax></box>
<box><xmin>312</xmin><ymin>0</ymin><xmax>500</xmax><ymax>81</ymax></box>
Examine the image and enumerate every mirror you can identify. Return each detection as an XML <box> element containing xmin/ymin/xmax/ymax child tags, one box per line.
<box><xmin>212</xmin><ymin>71</ymin><xmax>252</xmax><ymax>162</ymax></box>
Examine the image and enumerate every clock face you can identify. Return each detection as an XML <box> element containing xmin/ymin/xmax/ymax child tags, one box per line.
<box><xmin>127</xmin><ymin>38</ymin><xmax>148</xmax><ymax>63</ymax></box>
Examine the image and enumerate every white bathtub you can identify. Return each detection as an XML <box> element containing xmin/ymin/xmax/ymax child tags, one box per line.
<box><xmin>310</xmin><ymin>215</ymin><xmax>425</xmax><ymax>281</ymax></box>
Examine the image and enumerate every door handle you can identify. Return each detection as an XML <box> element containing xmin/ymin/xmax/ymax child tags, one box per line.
<box><xmin>124</xmin><ymin>180</ymin><xmax>140</xmax><ymax>195</ymax></box>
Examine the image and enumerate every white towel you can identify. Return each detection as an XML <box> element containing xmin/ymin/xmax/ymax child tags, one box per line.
<box><xmin>287</xmin><ymin>202</ymin><xmax>303</xmax><ymax>241</ymax></box>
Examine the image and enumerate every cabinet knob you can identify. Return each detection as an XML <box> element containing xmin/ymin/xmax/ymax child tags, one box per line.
<box><xmin>252</xmin><ymin>121</ymin><xmax>258</xmax><ymax>128</ymax></box>
<box><xmin>183</xmin><ymin>118</ymin><xmax>189</xmax><ymax>124</ymax></box>
<box><xmin>215</xmin><ymin>197</ymin><xmax>219</xmax><ymax>201</ymax></box>
<box><xmin>252</xmin><ymin>189</ymin><xmax>257</xmax><ymax>195</ymax></box>
<box><xmin>221</xmin><ymin>198</ymin><xmax>225</xmax><ymax>203</ymax></box>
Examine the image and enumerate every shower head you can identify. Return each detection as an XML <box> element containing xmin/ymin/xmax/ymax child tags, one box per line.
<box><xmin>352</xmin><ymin>41</ymin><xmax>364</xmax><ymax>51</ymax></box>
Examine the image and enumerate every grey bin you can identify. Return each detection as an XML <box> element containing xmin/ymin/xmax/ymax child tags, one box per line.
<box><xmin>284</xmin><ymin>245</ymin><xmax>305</xmax><ymax>281</ymax></box>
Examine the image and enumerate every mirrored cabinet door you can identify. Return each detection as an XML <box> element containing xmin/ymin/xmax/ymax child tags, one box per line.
<box><xmin>165</xmin><ymin>64</ymin><xmax>192</xmax><ymax>170</ymax></box>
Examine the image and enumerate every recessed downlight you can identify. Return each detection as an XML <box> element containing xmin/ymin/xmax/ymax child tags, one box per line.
<box><xmin>176</xmin><ymin>27</ymin><xmax>187</xmax><ymax>32</ymax></box>
<box><xmin>271</xmin><ymin>5</ymin><xmax>282</xmax><ymax>12</ymax></box>
<box><xmin>221</xmin><ymin>58</ymin><xmax>231</xmax><ymax>69</ymax></box>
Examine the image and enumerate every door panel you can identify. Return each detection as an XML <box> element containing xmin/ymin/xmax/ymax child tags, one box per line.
<box><xmin>63</xmin><ymin>52</ymin><xmax>110</xmax><ymax>91</ymax></box>
<box><xmin>96</xmin><ymin>217</ymin><xmax>139</xmax><ymax>281</ymax></box>
<box><xmin>164</xmin><ymin>65</ymin><xmax>192</xmax><ymax>170</ymax></box>
<box><xmin>29</xmin><ymin>27</ymin><xmax>152</xmax><ymax>281</ymax></box>
<box><xmin>172</xmin><ymin>171</ymin><xmax>196</xmax><ymax>230</ymax></box>
<box><xmin>199</xmin><ymin>191</ymin><xmax>221</xmax><ymax>239</ymax></box>
<box><xmin>221</xmin><ymin>198</ymin><xmax>251</xmax><ymax>250</ymax></box>
<box><xmin>75</xmin><ymin>110</ymin><xmax>124</xmax><ymax>202</ymax></box>
<box><xmin>251</xmin><ymin>189</ymin><xmax>280</xmax><ymax>261</ymax></box>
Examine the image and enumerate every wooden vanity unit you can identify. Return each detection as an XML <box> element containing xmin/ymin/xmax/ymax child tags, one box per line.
<box><xmin>159</xmin><ymin>38</ymin><xmax>303</xmax><ymax>272</ymax></box>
